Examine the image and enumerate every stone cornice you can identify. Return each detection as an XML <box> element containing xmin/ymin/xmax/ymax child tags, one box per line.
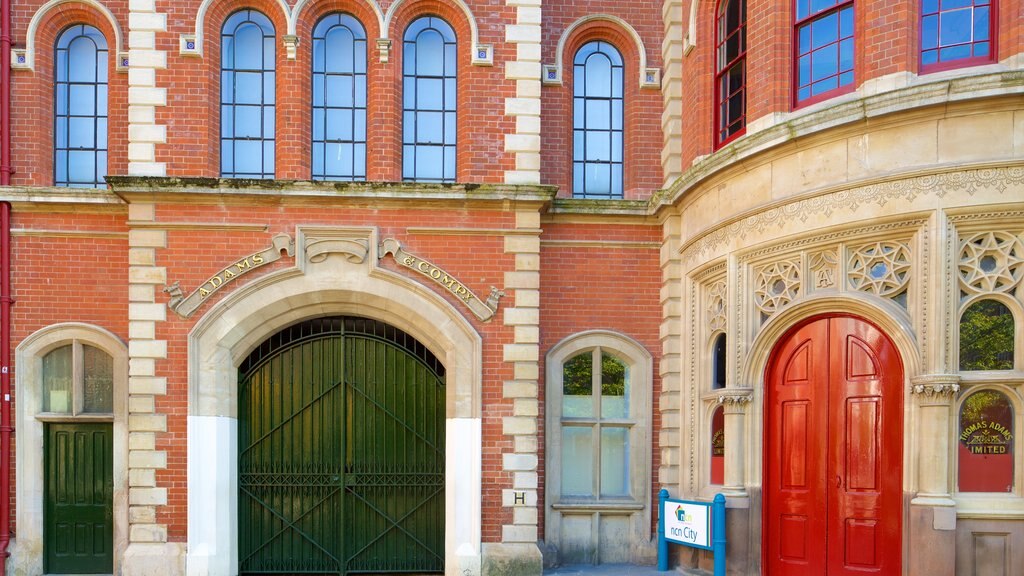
<box><xmin>105</xmin><ymin>177</ymin><xmax>558</xmax><ymax>205</ymax></box>
<box><xmin>651</xmin><ymin>68</ymin><xmax>1024</xmax><ymax>212</ymax></box>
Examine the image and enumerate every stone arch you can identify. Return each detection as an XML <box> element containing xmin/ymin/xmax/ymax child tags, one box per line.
<box><xmin>554</xmin><ymin>14</ymin><xmax>652</xmax><ymax>87</ymax></box>
<box><xmin>21</xmin><ymin>0</ymin><xmax>125</xmax><ymax>70</ymax></box>
<box><xmin>290</xmin><ymin>0</ymin><xmax>385</xmax><ymax>37</ymax></box>
<box><xmin>191</xmin><ymin>0</ymin><xmax>291</xmax><ymax>55</ymax></box>
<box><xmin>384</xmin><ymin>0</ymin><xmax>481</xmax><ymax>60</ymax></box>
<box><xmin>12</xmin><ymin>323</ymin><xmax>129</xmax><ymax>576</ymax></box>
<box><xmin>742</xmin><ymin>293</ymin><xmax>921</xmax><ymax>488</ymax></box>
<box><xmin>186</xmin><ymin>240</ymin><xmax>483</xmax><ymax>575</ymax></box>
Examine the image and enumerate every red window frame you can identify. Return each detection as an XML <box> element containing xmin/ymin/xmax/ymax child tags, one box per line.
<box><xmin>714</xmin><ymin>0</ymin><xmax>746</xmax><ymax>148</ymax></box>
<box><xmin>920</xmin><ymin>0</ymin><xmax>997</xmax><ymax>74</ymax></box>
<box><xmin>793</xmin><ymin>0</ymin><xmax>855</xmax><ymax>108</ymax></box>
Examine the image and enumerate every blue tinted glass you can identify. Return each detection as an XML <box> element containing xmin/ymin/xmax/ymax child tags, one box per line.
<box><xmin>811</xmin><ymin>13</ymin><xmax>838</xmax><ymax>50</ymax></box>
<box><xmin>417</xmin><ymin>78</ymin><xmax>443</xmax><ymax>110</ymax></box>
<box><xmin>809</xmin><ymin>0</ymin><xmax>838</xmax><ymax>17</ymax></box>
<box><xmin>325</xmin><ymin>27</ymin><xmax>355</xmax><ymax>73</ymax></box>
<box><xmin>839</xmin><ymin>7</ymin><xmax>853</xmax><ymax>37</ymax></box>
<box><xmin>586</xmin><ymin>132</ymin><xmax>610</xmax><ymax>162</ymax></box>
<box><xmin>235</xmin><ymin>72</ymin><xmax>261</xmax><ymax>104</ymax></box>
<box><xmin>939</xmin><ymin>9</ymin><xmax>972</xmax><ymax>44</ymax></box>
<box><xmin>922</xmin><ymin>15</ymin><xmax>939</xmax><ymax>49</ymax></box>
<box><xmin>811</xmin><ymin>44</ymin><xmax>838</xmax><ymax>81</ymax></box>
<box><xmin>68</xmin><ymin>117</ymin><xmax>94</xmax><ymax>148</ymax></box>
<box><xmin>68</xmin><ymin>37</ymin><xmax>98</xmax><ymax>82</ymax></box>
<box><xmin>940</xmin><ymin>0</ymin><xmax>971</xmax><ymax>8</ymax></box>
<box><xmin>586</xmin><ymin>100</ymin><xmax>610</xmax><ymax>130</ymax></box>
<box><xmin>416</xmin><ymin>30</ymin><xmax>445</xmax><ymax>76</ymax></box>
<box><xmin>327</xmin><ymin>109</ymin><xmax>352</xmax><ymax>140</ymax></box>
<box><xmin>415</xmin><ymin>146</ymin><xmax>443</xmax><ymax>180</ymax></box>
<box><xmin>839</xmin><ymin>71</ymin><xmax>853</xmax><ymax>86</ymax></box>
<box><xmin>940</xmin><ymin>44</ymin><xmax>971</xmax><ymax>60</ymax></box>
<box><xmin>974</xmin><ymin>42</ymin><xmax>989</xmax><ymax>56</ymax></box>
<box><xmin>234</xmin><ymin>106</ymin><xmax>260</xmax><ymax>137</ymax></box>
<box><xmin>234</xmin><ymin>140</ymin><xmax>261</xmax><ymax>173</ymax></box>
<box><xmin>417</xmin><ymin>112</ymin><xmax>443</xmax><ymax>143</ymax></box>
<box><xmin>584</xmin><ymin>163</ymin><xmax>610</xmax><ymax>195</ymax></box>
<box><xmin>68</xmin><ymin>151</ymin><xmax>95</xmax><ymax>183</ymax></box>
<box><xmin>584</xmin><ymin>54</ymin><xmax>612</xmax><ymax>97</ymax></box>
<box><xmin>923</xmin><ymin>0</ymin><xmax>939</xmax><ymax>12</ymax></box>
<box><xmin>234</xmin><ymin>24</ymin><xmax>264</xmax><ymax>70</ymax></box>
<box><xmin>923</xmin><ymin>49</ymin><xmax>938</xmax><ymax>64</ymax></box>
<box><xmin>799</xmin><ymin>25</ymin><xmax>811</xmax><ymax>54</ymax></box>
<box><xmin>974</xmin><ymin>7</ymin><xmax>990</xmax><ymax>41</ymax></box>
<box><xmin>69</xmin><ymin>85</ymin><xmax>95</xmax><ymax>115</ymax></box>
<box><xmin>839</xmin><ymin>39</ymin><xmax>854</xmax><ymax>71</ymax></box>
<box><xmin>812</xmin><ymin>75</ymin><xmax>838</xmax><ymax>95</ymax></box>
<box><xmin>263</xmin><ymin>73</ymin><xmax>275</xmax><ymax>105</ymax></box>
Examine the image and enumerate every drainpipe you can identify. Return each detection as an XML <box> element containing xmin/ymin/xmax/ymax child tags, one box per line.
<box><xmin>1</xmin><ymin>0</ymin><xmax>13</xmax><ymax>558</ymax></box>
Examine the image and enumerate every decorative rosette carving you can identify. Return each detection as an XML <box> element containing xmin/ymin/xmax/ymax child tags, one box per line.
<box><xmin>958</xmin><ymin>231</ymin><xmax>1024</xmax><ymax>294</ymax></box>
<box><xmin>754</xmin><ymin>261</ymin><xmax>801</xmax><ymax>319</ymax></box>
<box><xmin>848</xmin><ymin>241</ymin><xmax>911</xmax><ymax>297</ymax></box>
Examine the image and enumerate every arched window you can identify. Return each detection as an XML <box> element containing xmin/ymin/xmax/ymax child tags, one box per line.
<box><xmin>712</xmin><ymin>333</ymin><xmax>727</xmax><ymax>389</ymax></box>
<box><xmin>794</xmin><ymin>0</ymin><xmax>854</xmax><ymax>104</ymax></box>
<box><xmin>958</xmin><ymin>390</ymin><xmax>1014</xmax><ymax>492</ymax></box>
<box><xmin>402</xmin><ymin>16</ymin><xmax>456</xmax><ymax>183</ymax></box>
<box><xmin>221</xmin><ymin>10</ymin><xmax>275</xmax><ymax>179</ymax></box>
<box><xmin>43</xmin><ymin>342</ymin><xmax>113</xmax><ymax>415</ymax></box>
<box><xmin>545</xmin><ymin>331</ymin><xmax>651</xmax><ymax>564</ymax></box>
<box><xmin>960</xmin><ymin>299</ymin><xmax>1015</xmax><ymax>371</ymax></box>
<box><xmin>573</xmin><ymin>41</ymin><xmax>624</xmax><ymax>199</ymax></box>
<box><xmin>54</xmin><ymin>24</ymin><xmax>108</xmax><ymax>188</ymax></box>
<box><xmin>921</xmin><ymin>0</ymin><xmax>994</xmax><ymax>72</ymax></box>
<box><xmin>312</xmin><ymin>13</ymin><xmax>367</xmax><ymax>181</ymax></box>
<box><xmin>715</xmin><ymin>0</ymin><xmax>746</xmax><ymax>146</ymax></box>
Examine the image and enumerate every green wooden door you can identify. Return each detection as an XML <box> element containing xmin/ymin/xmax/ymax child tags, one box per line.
<box><xmin>45</xmin><ymin>422</ymin><xmax>114</xmax><ymax>574</ymax></box>
<box><xmin>238</xmin><ymin>317</ymin><xmax>445</xmax><ymax>575</ymax></box>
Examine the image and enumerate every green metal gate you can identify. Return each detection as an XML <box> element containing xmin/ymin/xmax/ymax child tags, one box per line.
<box><xmin>238</xmin><ymin>317</ymin><xmax>446</xmax><ymax>575</ymax></box>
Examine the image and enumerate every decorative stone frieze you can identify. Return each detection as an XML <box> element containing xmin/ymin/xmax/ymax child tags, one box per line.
<box><xmin>809</xmin><ymin>249</ymin><xmax>838</xmax><ymax>290</ymax></box>
<box><xmin>911</xmin><ymin>374</ymin><xmax>961</xmax><ymax>404</ymax></box>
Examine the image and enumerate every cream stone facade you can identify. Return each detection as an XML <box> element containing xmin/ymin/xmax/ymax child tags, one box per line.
<box><xmin>656</xmin><ymin>71</ymin><xmax>1024</xmax><ymax>573</ymax></box>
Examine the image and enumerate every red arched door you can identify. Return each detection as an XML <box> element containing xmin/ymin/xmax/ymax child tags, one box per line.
<box><xmin>764</xmin><ymin>315</ymin><xmax>903</xmax><ymax>575</ymax></box>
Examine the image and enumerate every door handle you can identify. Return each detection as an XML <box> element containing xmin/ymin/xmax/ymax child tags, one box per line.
<box><xmin>836</xmin><ymin>474</ymin><xmax>842</xmax><ymax>489</ymax></box>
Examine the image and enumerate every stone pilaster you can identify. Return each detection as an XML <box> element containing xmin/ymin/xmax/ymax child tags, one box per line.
<box><xmin>123</xmin><ymin>205</ymin><xmax>182</xmax><ymax>575</ymax></box>
<box><xmin>660</xmin><ymin>0</ymin><xmax>685</xmax><ymax>187</ymax></box>
<box><xmin>483</xmin><ymin>209</ymin><xmax>544</xmax><ymax>574</ymax></box>
<box><xmin>503</xmin><ymin>0</ymin><xmax>542</xmax><ymax>185</ymax></box>
<box><xmin>659</xmin><ymin>214</ymin><xmax>683</xmax><ymax>490</ymax></box>
<box><xmin>717</xmin><ymin>390</ymin><xmax>752</xmax><ymax>499</ymax></box>
<box><xmin>909</xmin><ymin>374</ymin><xmax>960</xmax><ymax>576</ymax></box>
<box><xmin>127</xmin><ymin>0</ymin><xmax>167</xmax><ymax>177</ymax></box>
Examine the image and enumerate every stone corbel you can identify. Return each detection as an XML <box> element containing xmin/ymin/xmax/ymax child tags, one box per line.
<box><xmin>911</xmin><ymin>374</ymin><xmax>960</xmax><ymax>406</ymax></box>
<box><xmin>282</xmin><ymin>35</ymin><xmax>299</xmax><ymax>60</ymax></box>
<box><xmin>305</xmin><ymin>237</ymin><xmax>368</xmax><ymax>264</ymax></box>
<box><xmin>376</xmin><ymin>39</ymin><xmax>392</xmax><ymax>63</ymax></box>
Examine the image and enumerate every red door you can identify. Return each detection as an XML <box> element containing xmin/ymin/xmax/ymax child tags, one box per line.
<box><xmin>765</xmin><ymin>315</ymin><xmax>902</xmax><ymax>576</ymax></box>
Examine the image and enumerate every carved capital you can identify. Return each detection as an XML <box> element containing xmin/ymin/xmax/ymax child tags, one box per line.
<box><xmin>282</xmin><ymin>35</ymin><xmax>299</xmax><ymax>60</ymax></box>
<box><xmin>717</xmin><ymin>390</ymin><xmax>754</xmax><ymax>414</ymax></box>
<box><xmin>911</xmin><ymin>374</ymin><xmax>961</xmax><ymax>403</ymax></box>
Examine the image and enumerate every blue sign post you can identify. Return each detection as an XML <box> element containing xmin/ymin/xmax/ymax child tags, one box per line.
<box><xmin>658</xmin><ymin>489</ymin><xmax>726</xmax><ymax>576</ymax></box>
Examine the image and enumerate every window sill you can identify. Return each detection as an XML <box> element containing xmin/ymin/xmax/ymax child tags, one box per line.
<box><xmin>36</xmin><ymin>412</ymin><xmax>114</xmax><ymax>423</ymax></box>
<box><xmin>552</xmin><ymin>500</ymin><xmax>645</xmax><ymax>512</ymax></box>
<box><xmin>955</xmin><ymin>495</ymin><xmax>1024</xmax><ymax>519</ymax></box>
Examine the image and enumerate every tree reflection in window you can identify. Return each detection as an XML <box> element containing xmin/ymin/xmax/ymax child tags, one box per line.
<box><xmin>960</xmin><ymin>299</ymin><xmax>1014</xmax><ymax>370</ymax></box>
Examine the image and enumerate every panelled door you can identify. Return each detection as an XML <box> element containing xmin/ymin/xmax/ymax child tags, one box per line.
<box><xmin>45</xmin><ymin>422</ymin><xmax>114</xmax><ymax>574</ymax></box>
<box><xmin>238</xmin><ymin>317</ymin><xmax>446</xmax><ymax>575</ymax></box>
<box><xmin>765</xmin><ymin>315</ymin><xmax>902</xmax><ymax>575</ymax></box>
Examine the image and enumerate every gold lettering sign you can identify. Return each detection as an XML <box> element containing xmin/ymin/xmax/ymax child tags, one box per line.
<box><xmin>164</xmin><ymin>234</ymin><xmax>294</xmax><ymax>318</ymax></box>
<box><xmin>380</xmin><ymin>238</ymin><xmax>503</xmax><ymax>322</ymax></box>
<box><xmin>960</xmin><ymin>419</ymin><xmax>1013</xmax><ymax>455</ymax></box>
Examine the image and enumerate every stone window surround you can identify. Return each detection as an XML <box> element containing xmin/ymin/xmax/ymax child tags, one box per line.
<box><xmin>954</xmin><ymin>293</ymin><xmax>1024</xmax><ymax>514</ymax></box>
<box><xmin>544</xmin><ymin>329</ymin><xmax>653</xmax><ymax>563</ymax></box>
<box><xmin>13</xmin><ymin>323</ymin><xmax>129</xmax><ymax>576</ymax></box>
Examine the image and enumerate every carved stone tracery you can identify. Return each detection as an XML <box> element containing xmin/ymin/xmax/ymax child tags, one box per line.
<box><xmin>707</xmin><ymin>280</ymin><xmax>727</xmax><ymax>332</ymax></box>
<box><xmin>847</xmin><ymin>241</ymin><xmax>911</xmax><ymax>298</ymax></box>
<box><xmin>754</xmin><ymin>260</ymin><xmax>801</xmax><ymax>320</ymax></box>
<box><xmin>957</xmin><ymin>231</ymin><xmax>1024</xmax><ymax>295</ymax></box>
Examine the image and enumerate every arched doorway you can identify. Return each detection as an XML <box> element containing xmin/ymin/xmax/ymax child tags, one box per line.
<box><xmin>763</xmin><ymin>314</ymin><xmax>903</xmax><ymax>575</ymax></box>
<box><xmin>237</xmin><ymin>317</ymin><xmax>445</xmax><ymax>575</ymax></box>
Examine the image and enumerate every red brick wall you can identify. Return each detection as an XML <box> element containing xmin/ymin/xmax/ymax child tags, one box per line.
<box><xmin>541</xmin><ymin>2</ymin><xmax>664</xmax><ymax>200</ymax></box>
<box><xmin>538</xmin><ymin>220</ymin><xmax>663</xmax><ymax>538</ymax></box>
<box><xmin>10</xmin><ymin>1</ymin><xmax>129</xmax><ymax>186</ymax></box>
<box><xmin>155</xmin><ymin>0</ymin><xmax>516</xmax><ymax>181</ymax></box>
